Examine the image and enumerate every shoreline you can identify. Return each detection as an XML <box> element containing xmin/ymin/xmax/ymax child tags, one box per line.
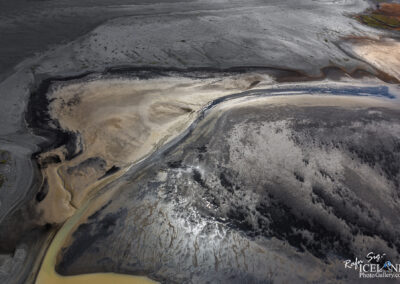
<box><xmin>24</xmin><ymin>69</ymin><xmax>399</xmax><ymax>282</ymax></box>
<box><xmin>37</xmin><ymin>92</ymin><xmax>399</xmax><ymax>283</ymax></box>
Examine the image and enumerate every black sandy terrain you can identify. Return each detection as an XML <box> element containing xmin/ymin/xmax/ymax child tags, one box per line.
<box><xmin>56</xmin><ymin>96</ymin><xmax>400</xmax><ymax>283</ymax></box>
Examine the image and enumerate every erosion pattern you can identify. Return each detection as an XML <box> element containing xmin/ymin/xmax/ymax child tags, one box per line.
<box><xmin>1</xmin><ymin>0</ymin><xmax>400</xmax><ymax>283</ymax></box>
<box><xmin>30</xmin><ymin>72</ymin><xmax>273</xmax><ymax>225</ymax></box>
<box><xmin>56</xmin><ymin>97</ymin><xmax>400</xmax><ymax>283</ymax></box>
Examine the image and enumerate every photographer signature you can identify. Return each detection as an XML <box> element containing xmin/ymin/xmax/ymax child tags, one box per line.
<box><xmin>344</xmin><ymin>252</ymin><xmax>386</xmax><ymax>269</ymax></box>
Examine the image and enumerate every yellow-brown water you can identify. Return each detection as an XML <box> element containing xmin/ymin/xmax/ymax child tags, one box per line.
<box><xmin>35</xmin><ymin>169</ymin><xmax>158</xmax><ymax>284</ymax></box>
<box><xmin>35</xmin><ymin>93</ymin><xmax>399</xmax><ymax>284</ymax></box>
<box><xmin>34</xmin><ymin>73</ymin><xmax>274</xmax><ymax>283</ymax></box>
<box><xmin>36</xmin><ymin>74</ymin><xmax>271</xmax><ymax>225</ymax></box>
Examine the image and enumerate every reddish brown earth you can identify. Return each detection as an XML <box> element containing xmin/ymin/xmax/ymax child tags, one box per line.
<box><xmin>358</xmin><ymin>3</ymin><xmax>400</xmax><ymax>30</ymax></box>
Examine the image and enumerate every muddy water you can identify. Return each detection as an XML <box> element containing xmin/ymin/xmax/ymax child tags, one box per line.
<box><xmin>34</xmin><ymin>73</ymin><xmax>272</xmax><ymax>225</ymax></box>
<box><xmin>35</xmin><ymin>83</ymin><xmax>399</xmax><ymax>283</ymax></box>
<box><xmin>29</xmin><ymin>67</ymin><xmax>400</xmax><ymax>283</ymax></box>
<box><xmin>35</xmin><ymin>167</ymin><xmax>158</xmax><ymax>284</ymax></box>
<box><xmin>34</xmin><ymin>73</ymin><xmax>273</xmax><ymax>283</ymax></box>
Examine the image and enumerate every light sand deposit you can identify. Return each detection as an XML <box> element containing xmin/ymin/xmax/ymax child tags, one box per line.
<box><xmin>35</xmin><ymin>179</ymin><xmax>158</xmax><ymax>284</ymax></box>
<box><xmin>36</xmin><ymin>93</ymin><xmax>399</xmax><ymax>284</ymax></box>
<box><xmin>35</xmin><ymin>73</ymin><xmax>272</xmax><ymax>224</ymax></box>
<box><xmin>351</xmin><ymin>39</ymin><xmax>400</xmax><ymax>81</ymax></box>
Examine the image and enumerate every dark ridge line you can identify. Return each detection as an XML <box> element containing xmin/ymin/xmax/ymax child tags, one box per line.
<box><xmin>26</xmin><ymin>71</ymin><xmax>94</xmax><ymax>160</ymax></box>
<box><xmin>103</xmin><ymin>63</ymin><xmax>399</xmax><ymax>84</ymax></box>
<box><xmin>22</xmin><ymin>66</ymin><xmax>320</xmax><ymax>224</ymax></box>
<box><xmin>102</xmin><ymin>65</ymin><xmax>306</xmax><ymax>79</ymax></box>
<box><xmin>98</xmin><ymin>166</ymin><xmax>121</xmax><ymax>180</ymax></box>
<box><xmin>25</xmin><ymin>65</ymin><xmax>304</xmax><ymax>163</ymax></box>
<box><xmin>23</xmin><ymin>66</ymin><xmax>396</xmax><ymax>228</ymax></box>
<box><xmin>25</xmin><ymin>65</ymin><xmax>396</xmax><ymax>165</ymax></box>
<box><xmin>102</xmin><ymin>64</ymin><xmax>399</xmax><ymax>83</ymax></box>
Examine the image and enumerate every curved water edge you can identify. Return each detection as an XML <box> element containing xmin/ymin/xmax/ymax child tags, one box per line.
<box><xmin>25</xmin><ymin>68</ymin><xmax>398</xmax><ymax>283</ymax></box>
<box><xmin>35</xmin><ymin>166</ymin><xmax>158</xmax><ymax>284</ymax></box>
<box><xmin>25</xmin><ymin>68</ymin><xmax>398</xmax><ymax>225</ymax></box>
<box><xmin>26</xmin><ymin>69</ymin><xmax>397</xmax><ymax>158</ymax></box>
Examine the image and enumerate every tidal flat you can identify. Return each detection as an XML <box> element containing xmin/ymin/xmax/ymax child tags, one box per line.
<box><xmin>1</xmin><ymin>0</ymin><xmax>400</xmax><ymax>283</ymax></box>
<box><xmin>28</xmin><ymin>72</ymin><xmax>400</xmax><ymax>283</ymax></box>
